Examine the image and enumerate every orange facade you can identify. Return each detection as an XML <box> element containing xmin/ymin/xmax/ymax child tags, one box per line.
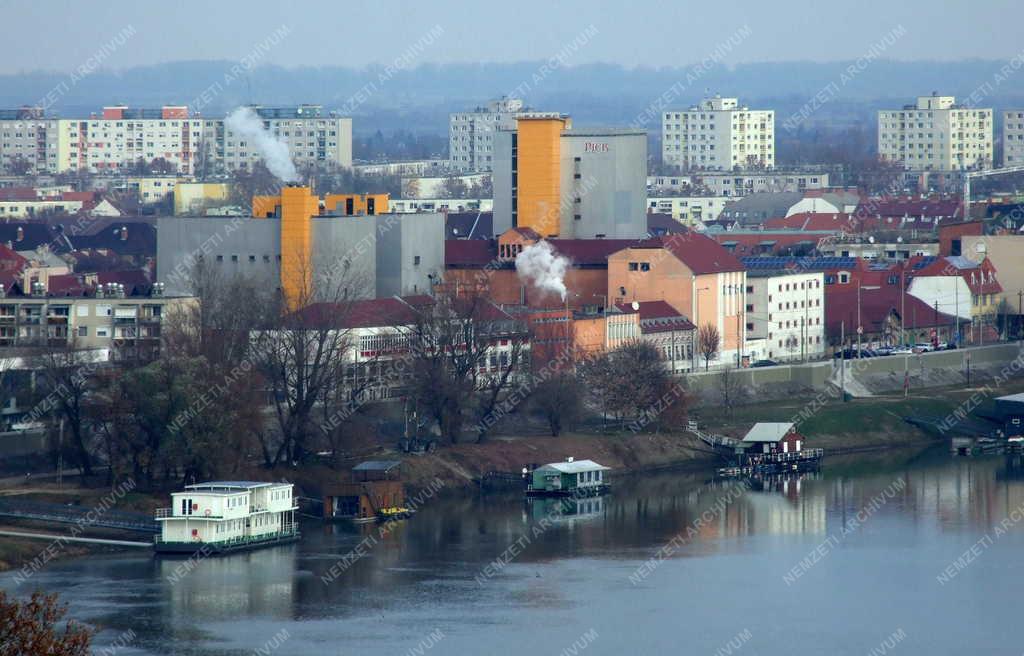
<box><xmin>445</xmin><ymin>267</ymin><xmax>608</xmax><ymax>311</ymax></box>
<box><xmin>607</xmin><ymin>246</ymin><xmax>744</xmax><ymax>353</ymax></box>
<box><xmin>516</xmin><ymin>118</ymin><xmax>566</xmax><ymax>237</ymax></box>
<box><xmin>278</xmin><ymin>187</ymin><xmax>320</xmax><ymax>308</ymax></box>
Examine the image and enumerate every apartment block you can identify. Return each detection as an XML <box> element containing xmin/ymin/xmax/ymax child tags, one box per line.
<box><xmin>0</xmin><ymin>104</ymin><xmax>352</xmax><ymax>176</ymax></box>
<box><xmin>878</xmin><ymin>95</ymin><xmax>992</xmax><ymax>171</ymax></box>
<box><xmin>201</xmin><ymin>105</ymin><xmax>352</xmax><ymax>175</ymax></box>
<box><xmin>449</xmin><ymin>98</ymin><xmax>561</xmax><ymax>173</ymax></box>
<box><xmin>661</xmin><ymin>96</ymin><xmax>775</xmax><ymax>171</ymax></box>
<box><xmin>0</xmin><ymin>282</ymin><xmax>195</xmax><ymax>361</ymax></box>
<box><xmin>744</xmin><ymin>270</ymin><xmax>826</xmax><ymax>362</ymax></box>
<box><xmin>1003</xmin><ymin>110</ymin><xmax>1024</xmax><ymax>166</ymax></box>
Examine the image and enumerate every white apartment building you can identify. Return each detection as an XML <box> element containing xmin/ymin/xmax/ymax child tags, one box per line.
<box><xmin>1003</xmin><ymin>110</ymin><xmax>1024</xmax><ymax>166</ymax></box>
<box><xmin>648</xmin><ymin>172</ymin><xmax>828</xmax><ymax>197</ymax></box>
<box><xmin>744</xmin><ymin>270</ymin><xmax>826</xmax><ymax>362</ymax></box>
<box><xmin>0</xmin><ymin>105</ymin><xmax>352</xmax><ymax>176</ymax></box>
<box><xmin>448</xmin><ymin>98</ymin><xmax>560</xmax><ymax>172</ymax></box>
<box><xmin>878</xmin><ymin>95</ymin><xmax>992</xmax><ymax>171</ymax></box>
<box><xmin>646</xmin><ymin>196</ymin><xmax>728</xmax><ymax>225</ymax></box>
<box><xmin>662</xmin><ymin>96</ymin><xmax>775</xmax><ymax>171</ymax></box>
<box><xmin>202</xmin><ymin>105</ymin><xmax>352</xmax><ymax>175</ymax></box>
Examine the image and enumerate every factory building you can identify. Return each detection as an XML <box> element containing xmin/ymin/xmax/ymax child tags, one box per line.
<box><xmin>493</xmin><ymin>116</ymin><xmax>647</xmax><ymax>239</ymax></box>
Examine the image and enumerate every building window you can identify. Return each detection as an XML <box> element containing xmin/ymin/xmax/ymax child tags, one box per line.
<box><xmin>628</xmin><ymin>262</ymin><xmax>639</xmax><ymax>271</ymax></box>
<box><xmin>413</xmin><ymin>255</ymin><xmax>421</xmax><ymax>266</ymax></box>
<box><xmin>78</xmin><ymin>326</ymin><xmax>87</xmax><ymax>337</ymax></box>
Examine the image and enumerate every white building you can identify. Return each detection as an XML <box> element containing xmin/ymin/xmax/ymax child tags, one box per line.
<box><xmin>661</xmin><ymin>96</ymin><xmax>775</xmax><ymax>171</ymax></box>
<box><xmin>646</xmin><ymin>196</ymin><xmax>728</xmax><ymax>225</ymax></box>
<box><xmin>1003</xmin><ymin>110</ymin><xmax>1024</xmax><ymax>166</ymax></box>
<box><xmin>744</xmin><ymin>270</ymin><xmax>826</xmax><ymax>362</ymax></box>
<box><xmin>448</xmin><ymin>98</ymin><xmax>560</xmax><ymax>172</ymax></box>
<box><xmin>0</xmin><ymin>105</ymin><xmax>352</xmax><ymax>176</ymax></box>
<box><xmin>878</xmin><ymin>95</ymin><xmax>992</xmax><ymax>171</ymax></box>
<box><xmin>648</xmin><ymin>172</ymin><xmax>829</xmax><ymax>197</ymax></box>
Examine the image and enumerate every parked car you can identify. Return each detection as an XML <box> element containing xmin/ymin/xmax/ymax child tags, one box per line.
<box><xmin>750</xmin><ymin>359</ymin><xmax>779</xmax><ymax>368</ymax></box>
<box><xmin>874</xmin><ymin>346</ymin><xmax>895</xmax><ymax>356</ymax></box>
<box><xmin>913</xmin><ymin>343</ymin><xmax>935</xmax><ymax>353</ymax></box>
<box><xmin>891</xmin><ymin>345</ymin><xmax>914</xmax><ymax>355</ymax></box>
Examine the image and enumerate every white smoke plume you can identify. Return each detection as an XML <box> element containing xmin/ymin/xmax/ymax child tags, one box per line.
<box><xmin>515</xmin><ymin>241</ymin><xmax>570</xmax><ymax>301</ymax></box>
<box><xmin>225</xmin><ymin>106</ymin><xmax>299</xmax><ymax>182</ymax></box>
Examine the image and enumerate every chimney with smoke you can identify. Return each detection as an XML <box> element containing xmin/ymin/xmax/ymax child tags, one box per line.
<box><xmin>515</xmin><ymin>241</ymin><xmax>570</xmax><ymax>301</ymax></box>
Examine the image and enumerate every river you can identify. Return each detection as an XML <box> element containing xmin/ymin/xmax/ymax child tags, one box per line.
<box><xmin>4</xmin><ymin>447</ymin><xmax>1024</xmax><ymax>655</ymax></box>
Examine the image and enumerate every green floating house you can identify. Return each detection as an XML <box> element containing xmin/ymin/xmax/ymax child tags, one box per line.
<box><xmin>527</xmin><ymin>458</ymin><xmax>610</xmax><ymax>497</ymax></box>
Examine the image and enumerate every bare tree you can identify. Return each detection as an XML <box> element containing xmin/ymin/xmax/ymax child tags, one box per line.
<box><xmin>404</xmin><ymin>286</ymin><xmax>526</xmax><ymax>444</ymax></box>
<box><xmin>32</xmin><ymin>340</ymin><xmax>102</xmax><ymax>478</ymax></box>
<box><xmin>249</xmin><ymin>256</ymin><xmax>366</xmax><ymax>464</ymax></box>
<box><xmin>698</xmin><ymin>324</ymin><xmax>721</xmax><ymax>372</ymax></box>
<box><xmin>530</xmin><ymin>371</ymin><xmax>584</xmax><ymax>436</ymax></box>
<box><xmin>716</xmin><ymin>367</ymin><xmax>746</xmax><ymax>417</ymax></box>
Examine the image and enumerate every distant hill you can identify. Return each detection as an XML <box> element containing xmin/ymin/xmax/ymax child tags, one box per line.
<box><xmin>2</xmin><ymin>59</ymin><xmax>1023</xmax><ymax>134</ymax></box>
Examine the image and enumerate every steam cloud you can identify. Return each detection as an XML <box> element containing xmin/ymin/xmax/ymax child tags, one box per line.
<box><xmin>515</xmin><ymin>241</ymin><xmax>570</xmax><ymax>300</ymax></box>
<box><xmin>225</xmin><ymin>106</ymin><xmax>299</xmax><ymax>182</ymax></box>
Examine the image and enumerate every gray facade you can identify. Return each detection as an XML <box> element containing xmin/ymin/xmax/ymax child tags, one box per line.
<box><xmin>492</xmin><ymin>127</ymin><xmax>647</xmax><ymax>239</ymax></box>
<box><xmin>157</xmin><ymin>213</ymin><xmax>444</xmax><ymax>300</ymax></box>
<box><xmin>560</xmin><ymin>130</ymin><xmax>646</xmax><ymax>239</ymax></box>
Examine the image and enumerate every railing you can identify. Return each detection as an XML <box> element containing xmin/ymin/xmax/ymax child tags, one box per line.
<box><xmin>154</xmin><ymin>527</ymin><xmax>299</xmax><ymax>547</ymax></box>
<box><xmin>759</xmin><ymin>449</ymin><xmax>824</xmax><ymax>463</ymax></box>
<box><xmin>155</xmin><ymin>507</ymin><xmax>172</xmax><ymax>518</ymax></box>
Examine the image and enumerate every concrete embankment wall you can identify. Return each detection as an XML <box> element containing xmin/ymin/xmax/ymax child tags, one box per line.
<box><xmin>686</xmin><ymin>343</ymin><xmax>1024</xmax><ymax>399</ymax></box>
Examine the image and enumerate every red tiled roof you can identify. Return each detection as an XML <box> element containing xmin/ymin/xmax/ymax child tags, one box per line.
<box><xmin>0</xmin><ymin>187</ymin><xmax>37</xmax><ymax>201</ymax></box>
<box><xmin>825</xmin><ymin>286</ymin><xmax>965</xmax><ymax>338</ymax></box>
<box><xmin>614</xmin><ymin>300</ymin><xmax>695</xmax><ymax>333</ymax></box>
<box><xmin>653</xmin><ymin>233</ymin><xmax>745</xmax><ymax>274</ymax></box>
<box><xmin>445</xmin><ymin>239</ymin><xmax>498</xmax><ymax>267</ymax></box>
<box><xmin>854</xmin><ymin>197</ymin><xmax>961</xmax><ymax>220</ymax></box>
<box><xmin>548</xmin><ymin>239</ymin><xmax>639</xmax><ymax>266</ymax></box>
<box><xmin>60</xmin><ymin>191</ymin><xmax>97</xmax><ymax>202</ymax></box>
<box><xmin>298</xmin><ymin>297</ymin><xmax>421</xmax><ymax>329</ymax></box>
<box><xmin>765</xmin><ymin>212</ymin><xmax>859</xmax><ymax>232</ymax></box>
<box><xmin>907</xmin><ymin>255</ymin><xmax>1002</xmax><ymax>295</ymax></box>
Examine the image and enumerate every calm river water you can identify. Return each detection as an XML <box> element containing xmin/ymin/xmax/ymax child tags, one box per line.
<box><xmin>4</xmin><ymin>447</ymin><xmax>1024</xmax><ymax>655</ymax></box>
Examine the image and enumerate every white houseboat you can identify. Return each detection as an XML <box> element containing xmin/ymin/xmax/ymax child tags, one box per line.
<box><xmin>526</xmin><ymin>458</ymin><xmax>611</xmax><ymax>497</ymax></box>
<box><xmin>154</xmin><ymin>481</ymin><xmax>299</xmax><ymax>554</ymax></box>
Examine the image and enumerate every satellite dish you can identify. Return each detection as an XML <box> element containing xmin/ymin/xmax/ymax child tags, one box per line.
<box><xmin>631</xmin><ymin>301</ymin><xmax>640</xmax><ymax>311</ymax></box>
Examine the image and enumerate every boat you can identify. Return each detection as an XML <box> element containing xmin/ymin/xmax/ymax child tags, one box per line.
<box><xmin>716</xmin><ymin>423</ymin><xmax>823</xmax><ymax>478</ymax></box>
<box><xmin>525</xmin><ymin>458</ymin><xmax>611</xmax><ymax>497</ymax></box>
<box><xmin>153</xmin><ymin>481</ymin><xmax>299</xmax><ymax>555</ymax></box>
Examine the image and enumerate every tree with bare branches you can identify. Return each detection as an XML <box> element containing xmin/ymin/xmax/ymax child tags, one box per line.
<box><xmin>403</xmin><ymin>287</ymin><xmax>527</xmax><ymax>444</ymax></box>
<box><xmin>698</xmin><ymin>324</ymin><xmax>721</xmax><ymax>371</ymax></box>
<box><xmin>0</xmin><ymin>590</ymin><xmax>92</xmax><ymax>656</ymax></box>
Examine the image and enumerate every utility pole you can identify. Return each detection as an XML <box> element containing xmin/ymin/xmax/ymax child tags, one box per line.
<box><xmin>840</xmin><ymin>321</ymin><xmax>846</xmax><ymax>402</ymax></box>
<box><xmin>57</xmin><ymin>418</ymin><xmax>64</xmax><ymax>490</ymax></box>
<box><xmin>857</xmin><ymin>284</ymin><xmax>862</xmax><ymax>358</ymax></box>
<box><xmin>900</xmin><ymin>264</ymin><xmax>906</xmax><ymax>345</ymax></box>
<box><xmin>1019</xmin><ymin>290</ymin><xmax>1023</xmax><ymax>346</ymax></box>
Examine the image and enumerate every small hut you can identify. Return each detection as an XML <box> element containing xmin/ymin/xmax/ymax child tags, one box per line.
<box><xmin>323</xmin><ymin>460</ymin><xmax>406</xmax><ymax>521</ymax></box>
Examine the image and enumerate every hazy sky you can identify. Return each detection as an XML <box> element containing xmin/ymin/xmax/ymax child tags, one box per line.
<box><xmin>2</xmin><ymin>0</ymin><xmax>1021</xmax><ymax>75</ymax></box>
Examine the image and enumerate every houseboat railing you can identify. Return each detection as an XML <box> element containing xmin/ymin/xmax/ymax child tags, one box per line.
<box><xmin>155</xmin><ymin>508</ymin><xmax>172</xmax><ymax>518</ymax></box>
<box><xmin>153</xmin><ymin>526</ymin><xmax>299</xmax><ymax>547</ymax></box>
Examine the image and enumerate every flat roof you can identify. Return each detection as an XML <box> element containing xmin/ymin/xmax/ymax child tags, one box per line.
<box><xmin>184</xmin><ymin>481</ymin><xmax>286</xmax><ymax>491</ymax></box>
<box><xmin>563</xmin><ymin>128</ymin><xmax>645</xmax><ymax>137</ymax></box>
<box><xmin>536</xmin><ymin>459</ymin><xmax>610</xmax><ymax>474</ymax></box>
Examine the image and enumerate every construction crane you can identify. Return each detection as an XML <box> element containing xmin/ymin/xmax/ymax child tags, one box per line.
<box><xmin>963</xmin><ymin>165</ymin><xmax>1024</xmax><ymax>219</ymax></box>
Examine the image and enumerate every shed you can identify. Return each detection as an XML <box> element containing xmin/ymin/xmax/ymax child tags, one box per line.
<box><xmin>323</xmin><ymin>460</ymin><xmax>406</xmax><ymax>521</ymax></box>
<box><xmin>739</xmin><ymin>422</ymin><xmax>804</xmax><ymax>455</ymax></box>
<box><xmin>994</xmin><ymin>393</ymin><xmax>1024</xmax><ymax>436</ymax></box>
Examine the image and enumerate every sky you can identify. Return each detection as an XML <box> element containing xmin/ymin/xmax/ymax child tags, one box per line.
<box><xmin>1</xmin><ymin>0</ymin><xmax>1021</xmax><ymax>75</ymax></box>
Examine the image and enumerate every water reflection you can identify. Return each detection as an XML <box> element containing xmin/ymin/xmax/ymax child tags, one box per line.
<box><xmin>8</xmin><ymin>447</ymin><xmax>1024</xmax><ymax>655</ymax></box>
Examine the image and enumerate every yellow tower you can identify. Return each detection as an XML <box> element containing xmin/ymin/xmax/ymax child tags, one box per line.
<box><xmin>516</xmin><ymin>117</ymin><xmax>566</xmax><ymax>238</ymax></box>
<box><xmin>277</xmin><ymin>186</ymin><xmax>320</xmax><ymax>308</ymax></box>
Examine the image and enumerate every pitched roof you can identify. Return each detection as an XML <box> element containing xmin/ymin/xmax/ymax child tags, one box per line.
<box><xmin>765</xmin><ymin>212</ymin><xmax>859</xmax><ymax>232</ymax></box>
<box><xmin>629</xmin><ymin>233</ymin><xmax>744</xmax><ymax>274</ymax></box>
<box><xmin>0</xmin><ymin>187</ymin><xmax>38</xmax><ymax>201</ymax></box>
<box><xmin>824</xmin><ymin>286</ymin><xmax>965</xmax><ymax>338</ymax></box>
<box><xmin>742</xmin><ymin>422</ymin><xmax>796</xmax><ymax>442</ymax></box>
<box><xmin>0</xmin><ymin>223</ymin><xmax>57</xmax><ymax>250</ymax></box>
<box><xmin>298</xmin><ymin>296</ymin><xmax>422</xmax><ymax>329</ymax></box>
<box><xmin>614</xmin><ymin>300</ymin><xmax>695</xmax><ymax>333</ymax></box>
<box><xmin>548</xmin><ymin>239</ymin><xmax>639</xmax><ymax>266</ymax></box>
<box><xmin>445</xmin><ymin>239</ymin><xmax>498</xmax><ymax>267</ymax></box>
